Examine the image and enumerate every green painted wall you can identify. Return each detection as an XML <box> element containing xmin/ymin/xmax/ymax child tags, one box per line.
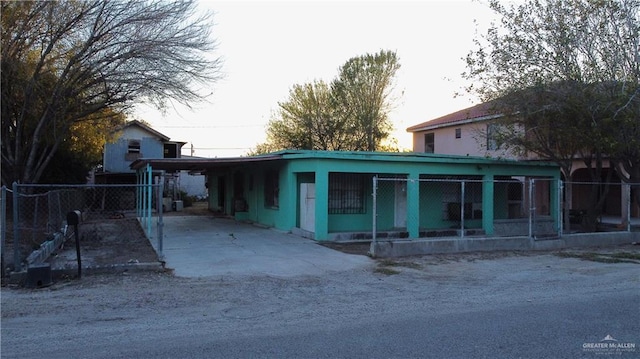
<box><xmin>375</xmin><ymin>180</ymin><xmax>396</xmax><ymax>231</ymax></box>
<box><xmin>202</xmin><ymin>151</ymin><xmax>560</xmax><ymax>241</ymax></box>
<box><xmin>419</xmin><ymin>181</ymin><xmax>447</xmax><ymax>229</ymax></box>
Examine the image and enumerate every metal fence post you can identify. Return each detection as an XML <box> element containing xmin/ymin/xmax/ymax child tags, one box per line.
<box><xmin>136</xmin><ymin>169</ymin><xmax>141</xmax><ymax>219</ymax></box>
<box><xmin>12</xmin><ymin>182</ymin><xmax>21</xmax><ymax>272</ymax></box>
<box><xmin>460</xmin><ymin>181</ymin><xmax>465</xmax><ymax>238</ymax></box>
<box><xmin>33</xmin><ymin>196</ymin><xmax>39</xmax><ymax>245</ymax></box>
<box><xmin>146</xmin><ymin>164</ymin><xmax>153</xmax><ymax>236</ymax></box>
<box><xmin>625</xmin><ymin>183</ymin><xmax>631</xmax><ymax>232</ymax></box>
<box><xmin>558</xmin><ymin>180</ymin><xmax>564</xmax><ymax>237</ymax></box>
<box><xmin>528</xmin><ymin>178</ymin><xmax>534</xmax><ymax>240</ymax></box>
<box><xmin>157</xmin><ymin>181</ymin><xmax>164</xmax><ymax>259</ymax></box>
<box><xmin>371</xmin><ymin>176</ymin><xmax>378</xmax><ymax>257</ymax></box>
<box><xmin>1</xmin><ymin>186</ymin><xmax>6</xmax><ymax>278</ymax></box>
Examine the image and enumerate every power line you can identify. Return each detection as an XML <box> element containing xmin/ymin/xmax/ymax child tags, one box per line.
<box><xmin>190</xmin><ymin>147</ymin><xmax>252</xmax><ymax>150</ymax></box>
<box><xmin>154</xmin><ymin>124</ymin><xmax>264</xmax><ymax>129</ymax></box>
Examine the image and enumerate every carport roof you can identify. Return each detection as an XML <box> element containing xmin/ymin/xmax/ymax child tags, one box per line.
<box><xmin>129</xmin><ymin>154</ymin><xmax>282</xmax><ymax>172</ymax></box>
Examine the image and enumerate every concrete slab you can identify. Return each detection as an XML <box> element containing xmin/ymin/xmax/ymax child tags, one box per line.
<box><xmin>153</xmin><ymin>216</ymin><xmax>373</xmax><ymax>278</ymax></box>
<box><xmin>370</xmin><ymin>231</ymin><xmax>640</xmax><ymax>257</ymax></box>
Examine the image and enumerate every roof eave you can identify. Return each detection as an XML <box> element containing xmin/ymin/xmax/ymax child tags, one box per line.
<box><xmin>407</xmin><ymin>114</ymin><xmax>503</xmax><ymax>133</ymax></box>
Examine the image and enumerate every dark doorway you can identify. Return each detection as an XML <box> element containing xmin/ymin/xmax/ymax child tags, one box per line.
<box><xmin>217</xmin><ymin>176</ymin><xmax>226</xmax><ymax>211</ymax></box>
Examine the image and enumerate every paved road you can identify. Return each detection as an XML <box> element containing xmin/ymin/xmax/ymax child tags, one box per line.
<box><xmin>2</xmin><ymin>251</ymin><xmax>639</xmax><ymax>358</ymax></box>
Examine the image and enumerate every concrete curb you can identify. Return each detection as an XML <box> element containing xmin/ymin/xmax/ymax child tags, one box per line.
<box><xmin>370</xmin><ymin>231</ymin><xmax>640</xmax><ymax>258</ymax></box>
<box><xmin>6</xmin><ymin>261</ymin><xmax>167</xmax><ymax>286</ymax></box>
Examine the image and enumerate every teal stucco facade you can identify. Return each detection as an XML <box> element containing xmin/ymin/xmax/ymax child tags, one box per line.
<box><xmin>202</xmin><ymin>151</ymin><xmax>560</xmax><ymax>241</ymax></box>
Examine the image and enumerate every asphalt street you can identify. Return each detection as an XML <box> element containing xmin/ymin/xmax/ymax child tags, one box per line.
<box><xmin>2</xmin><ymin>251</ymin><xmax>639</xmax><ymax>359</ymax></box>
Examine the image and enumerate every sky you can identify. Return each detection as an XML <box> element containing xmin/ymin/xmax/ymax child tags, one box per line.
<box><xmin>134</xmin><ymin>1</ymin><xmax>497</xmax><ymax>158</ymax></box>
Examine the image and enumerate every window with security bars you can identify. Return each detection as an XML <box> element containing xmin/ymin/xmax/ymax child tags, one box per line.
<box><xmin>328</xmin><ymin>173</ymin><xmax>366</xmax><ymax>214</ymax></box>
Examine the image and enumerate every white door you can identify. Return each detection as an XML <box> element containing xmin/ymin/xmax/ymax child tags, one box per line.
<box><xmin>300</xmin><ymin>183</ymin><xmax>315</xmax><ymax>232</ymax></box>
<box><xmin>394</xmin><ymin>181</ymin><xmax>407</xmax><ymax>228</ymax></box>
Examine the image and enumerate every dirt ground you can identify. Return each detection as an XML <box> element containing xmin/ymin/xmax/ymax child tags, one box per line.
<box><xmin>49</xmin><ymin>201</ymin><xmax>221</xmax><ymax>269</ymax></box>
<box><xmin>20</xmin><ymin>199</ymin><xmax>640</xmax><ymax>276</ymax></box>
<box><xmin>50</xmin><ymin>217</ymin><xmax>159</xmax><ymax>269</ymax></box>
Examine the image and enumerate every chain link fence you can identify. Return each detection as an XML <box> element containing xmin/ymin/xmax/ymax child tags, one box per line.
<box><xmin>1</xmin><ymin>183</ymin><xmax>162</xmax><ymax>273</ymax></box>
<box><xmin>373</xmin><ymin>177</ymin><xmax>563</xmax><ymax>241</ymax></box>
<box><xmin>372</xmin><ymin>177</ymin><xmax>639</xmax><ymax>242</ymax></box>
<box><xmin>563</xmin><ymin>181</ymin><xmax>639</xmax><ymax>233</ymax></box>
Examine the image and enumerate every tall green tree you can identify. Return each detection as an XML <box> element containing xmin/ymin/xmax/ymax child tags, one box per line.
<box><xmin>254</xmin><ymin>50</ymin><xmax>400</xmax><ymax>153</ymax></box>
<box><xmin>264</xmin><ymin>81</ymin><xmax>350</xmax><ymax>151</ymax></box>
<box><xmin>1</xmin><ymin>0</ymin><xmax>223</xmax><ymax>184</ymax></box>
<box><xmin>463</xmin><ymin>0</ymin><xmax>640</xmax><ymax>229</ymax></box>
<box><xmin>332</xmin><ymin>50</ymin><xmax>401</xmax><ymax>151</ymax></box>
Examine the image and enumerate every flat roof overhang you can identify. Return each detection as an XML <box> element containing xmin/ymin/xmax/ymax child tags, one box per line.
<box><xmin>130</xmin><ymin>150</ymin><xmax>559</xmax><ymax>173</ymax></box>
<box><xmin>129</xmin><ymin>154</ymin><xmax>283</xmax><ymax>173</ymax></box>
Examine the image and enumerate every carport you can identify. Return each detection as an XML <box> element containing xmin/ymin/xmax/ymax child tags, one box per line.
<box><xmin>155</xmin><ymin>215</ymin><xmax>372</xmax><ymax>277</ymax></box>
<box><xmin>131</xmin><ymin>153</ymin><xmax>281</xmax><ymax>218</ymax></box>
<box><xmin>130</xmin><ymin>155</ymin><xmax>373</xmax><ymax>277</ymax></box>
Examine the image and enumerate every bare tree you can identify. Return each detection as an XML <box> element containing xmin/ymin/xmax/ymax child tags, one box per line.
<box><xmin>1</xmin><ymin>0</ymin><xmax>223</xmax><ymax>184</ymax></box>
<box><xmin>463</xmin><ymin>0</ymin><xmax>640</xmax><ymax>229</ymax></box>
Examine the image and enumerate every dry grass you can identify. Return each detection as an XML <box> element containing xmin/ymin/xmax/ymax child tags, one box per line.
<box><xmin>555</xmin><ymin>251</ymin><xmax>640</xmax><ymax>264</ymax></box>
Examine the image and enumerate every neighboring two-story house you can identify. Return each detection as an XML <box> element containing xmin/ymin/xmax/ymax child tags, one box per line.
<box><xmin>94</xmin><ymin>120</ymin><xmax>206</xmax><ymax>201</ymax></box>
<box><xmin>95</xmin><ymin>120</ymin><xmax>184</xmax><ymax>184</ymax></box>
<box><xmin>407</xmin><ymin>102</ymin><xmax>639</xmax><ymax>221</ymax></box>
<box><xmin>407</xmin><ymin>102</ymin><xmax>515</xmax><ymax>159</ymax></box>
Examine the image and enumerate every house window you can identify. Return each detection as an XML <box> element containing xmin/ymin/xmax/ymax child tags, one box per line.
<box><xmin>128</xmin><ymin>139</ymin><xmax>141</xmax><ymax>153</ymax></box>
<box><xmin>328</xmin><ymin>173</ymin><xmax>366</xmax><ymax>214</ymax></box>
<box><xmin>455</xmin><ymin>128</ymin><xmax>461</xmax><ymax>139</ymax></box>
<box><xmin>164</xmin><ymin>143</ymin><xmax>178</xmax><ymax>158</ymax></box>
<box><xmin>264</xmin><ymin>170</ymin><xmax>279</xmax><ymax>209</ymax></box>
<box><xmin>125</xmin><ymin>139</ymin><xmax>141</xmax><ymax>160</ymax></box>
<box><xmin>424</xmin><ymin>133</ymin><xmax>435</xmax><ymax>153</ymax></box>
<box><xmin>486</xmin><ymin>124</ymin><xmax>500</xmax><ymax>150</ymax></box>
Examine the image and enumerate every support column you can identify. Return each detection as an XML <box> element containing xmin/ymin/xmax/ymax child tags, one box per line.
<box><xmin>482</xmin><ymin>174</ymin><xmax>495</xmax><ymax>235</ymax></box>
<box><xmin>314</xmin><ymin>170</ymin><xmax>329</xmax><ymax>241</ymax></box>
<box><xmin>278</xmin><ymin>167</ymin><xmax>297</xmax><ymax>230</ymax></box>
<box><xmin>406</xmin><ymin>172</ymin><xmax>420</xmax><ymax>239</ymax></box>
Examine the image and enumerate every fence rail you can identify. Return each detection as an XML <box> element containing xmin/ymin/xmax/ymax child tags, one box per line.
<box><xmin>1</xmin><ymin>183</ymin><xmax>162</xmax><ymax>272</ymax></box>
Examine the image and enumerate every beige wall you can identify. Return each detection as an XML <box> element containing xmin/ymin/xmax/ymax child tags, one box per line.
<box><xmin>411</xmin><ymin>122</ymin><xmax>518</xmax><ymax>159</ymax></box>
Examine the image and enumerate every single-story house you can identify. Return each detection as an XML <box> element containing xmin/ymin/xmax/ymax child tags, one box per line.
<box><xmin>131</xmin><ymin>150</ymin><xmax>560</xmax><ymax>241</ymax></box>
